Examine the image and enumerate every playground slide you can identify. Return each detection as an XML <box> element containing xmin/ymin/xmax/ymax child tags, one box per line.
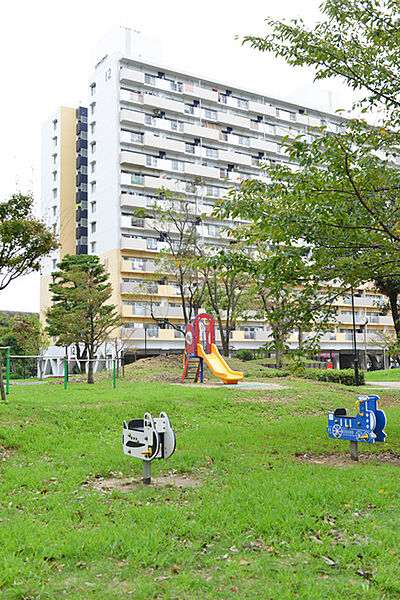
<box><xmin>196</xmin><ymin>343</ymin><xmax>244</xmax><ymax>385</ymax></box>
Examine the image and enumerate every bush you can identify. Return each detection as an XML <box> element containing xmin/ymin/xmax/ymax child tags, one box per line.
<box><xmin>300</xmin><ymin>368</ymin><xmax>365</xmax><ymax>386</ymax></box>
<box><xmin>236</xmin><ymin>349</ymin><xmax>254</xmax><ymax>361</ymax></box>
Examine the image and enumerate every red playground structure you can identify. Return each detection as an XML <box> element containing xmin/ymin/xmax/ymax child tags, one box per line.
<box><xmin>181</xmin><ymin>313</ymin><xmax>244</xmax><ymax>385</ymax></box>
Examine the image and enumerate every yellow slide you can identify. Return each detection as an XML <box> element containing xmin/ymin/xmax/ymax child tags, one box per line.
<box><xmin>196</xmin><ymin>343</ymin><xmax>244</xmax><ymax>385</ymax></box>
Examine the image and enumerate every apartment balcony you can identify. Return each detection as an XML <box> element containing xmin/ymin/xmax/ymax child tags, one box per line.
<box><xmin>143</xmin><ymin>175</ymin><xmax>186</xmax><ymax>193</ymax></box>
<box><xmin>142</xmin><ymin>133</ymin><xmax>185</xmax><ymax>154</ymax></box>
<box><xmin>216</xmin><ymin>111</ymin><xmax>251</xmax><ymax>130</ymax></box>
<box><xmin>120</xmin><ymin>328</ymin><xmax>183</xmax><ymax>342</ymax></box>
<box><xmin>141</xmin><ymin>94</ymin><xmax>185</xmax><ymax>115</ymax></box>
<box><xmin>120</xmin><ymin>108</ymin><xmax>146</xmax><ymax>126</ymax></box>
<box><xmin>120</xmin><ymin>67</ymin><xmax>145</xmax><ymax>85</ymax></box>
<box><xmin>121</xmin><ymin>237</ymin><xmax>147</xmax><ymax>251</ymax></box>
<box><xmin>122</xmin><ymin>305</ymin><xmax>183</xmax><ymax>319</ymax></box>
<box><xmin>275</xmin><ymin>126</ymin><xmax>297</xmax><ymax>139</ymax></box>
<box><xmin>120</xmin><ymin>151</ymin><xmax>147</xmax><ymax>168</ymax></box>
<box><xmin>121</xmin><ymin>282</ymin><xmax>176</xmax><ymax>296</ymax></box>
<box><xmin>120</xmin><ymin>193</ymin><xmax>148</xmax><ymax>209</ymax></box>
<box><xmin>183</xmin><ymin>83</ymin><xmax>218</xmax><ymax>103</ymax></box>
<box><xmin>218</xmin><ymin>150</ymin><xmax>252</xmax><ymax>167</ymax></box>
<box><xmin>184</xmin><ymin>123</ymin><xmax>220</xmax><ymax>141</ymax></box>
<box><xmin>120</xmin><ymin>173</ymin><xmax>184</xmax><ymax>193</ymax></box>
<box><xmin>308</xmin><ymin>116</ymin><xmax>321</xmax><ymax>127</ymax></box>
<box><xmin>184</xmin><ymin>163</ymin><xmax>220</xmax><ymax>179</ymax></box>
<box><xmin>249</xmin><ymin>138</ymin><xmax>278</xmax><ymax>154</ymax></box>
<box><xmin>248</xmin><ymin>101</ymin><xmax>276</xmax><ymax>117</ymax></box>
<box><xmin>338</xmin><ymin>314</ymin><xmax>393</xmax><ymax>326</ymax></box>
<box><xmin>336</xmin><ymin>295</ymin><xmax>382</xmax><ymax>308</ymax></box>
<box><xmin>121</xmin><ymin>282</ymin><xmax>148</xmax><ymax>295</ymax></box>
<box><xmin>121</xmin><ymin>259</ymin><xmax>157</xmax><ymax>273</ymax></box>
<box><xmin>297</xmin><ymin>114</ymin><xmax>309</xmax><ymax>126</ymax></box>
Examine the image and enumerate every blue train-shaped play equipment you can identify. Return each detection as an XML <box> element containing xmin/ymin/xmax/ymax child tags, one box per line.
<box><xmin>327</xmin><ymin>394</ymin><xmax>387</xmax><ymax>445</ymax></box>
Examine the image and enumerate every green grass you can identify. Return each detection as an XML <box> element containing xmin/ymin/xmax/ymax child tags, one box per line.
<box><xmin>0</xmin><ymin>372</ymin><xmax>399</xmax><ymax>599</ymax></box>
<box><xmin>365</xmin><ymin>369</ymin><xmax>400</xmax><ymax>382</ymax></box>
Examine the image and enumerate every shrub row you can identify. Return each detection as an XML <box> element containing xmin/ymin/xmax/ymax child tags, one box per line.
<box><xmin>300</xmin><ymin>368</ymin><xmax>365</xmax><ymax>386</ymax></box>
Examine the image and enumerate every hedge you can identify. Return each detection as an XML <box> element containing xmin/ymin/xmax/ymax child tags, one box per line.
<box><xmin>300</xmin><ymin>368</ymin><xmax>365</xmax><ymax>386</ymax></box>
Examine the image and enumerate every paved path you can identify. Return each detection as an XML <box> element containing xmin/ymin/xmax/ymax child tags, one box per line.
<box><xmin>366</xmin><ymin>381</ymin><xmax>400</xmax><ymax>389</ymax></box>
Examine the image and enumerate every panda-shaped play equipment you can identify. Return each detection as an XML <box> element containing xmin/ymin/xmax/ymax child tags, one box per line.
<box><xmin>327</xmin><ymin>394</ymin><xmax>387</xmax><ymax>460</ymax></box>
<box><xmin>123</xmin><ymin>412</ymin><xmax>176</xmax><ymax>484</ymax></box>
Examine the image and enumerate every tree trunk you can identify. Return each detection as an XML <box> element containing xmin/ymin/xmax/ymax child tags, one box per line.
<box><xmin>275</xmin><ymin>347</ymin><xmax>283</xmax><ymax>369</ymax></box>
<box><xmin>388</xmin><ymin>291</ymin><xmax>400</xmax><ymax>339</ymax></box>
<box><xmin>87</xmin><ymin>348</ymin><xmax>94</xmax><ymax>384</ymax></box>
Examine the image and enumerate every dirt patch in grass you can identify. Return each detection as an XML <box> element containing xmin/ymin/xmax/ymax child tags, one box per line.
<box><xmin>0</xmin><ymin>446</ymin><xmax>16</xmax><ymax>462</ymax></box>
<box><xmin>89</xmin><ymin>472</ymin><xmax>201</xmax><ymax>492</ymax></box>
<box><xmin>297</xmin><ymin>450</ymin><xmax>400</xmax><ymax>468</ymax></box>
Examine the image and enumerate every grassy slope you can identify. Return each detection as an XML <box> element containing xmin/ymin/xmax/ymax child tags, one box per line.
<box><xmin>365</xmin><ymin>369</ymin><xmax>400</xmax><ymax>382</ymax></box>
<box><xmin>0</xmin><ymin>369</ymin><xmax>399</xmax><ymax>599</ymax></box>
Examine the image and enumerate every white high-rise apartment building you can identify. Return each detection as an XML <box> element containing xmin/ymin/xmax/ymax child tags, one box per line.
<box><xmin>40</xmin><ymin>27</ymin><xmax>393</xmax><ymax>369</ymax></box>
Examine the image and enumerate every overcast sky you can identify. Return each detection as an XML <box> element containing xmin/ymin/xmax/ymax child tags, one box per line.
<box><xmin>0</xmin><ymin>0</ymin><xmax>353</xmax><ymax>312</ymax></box>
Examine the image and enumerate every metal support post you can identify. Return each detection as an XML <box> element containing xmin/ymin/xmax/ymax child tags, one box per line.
<box><xmin>64</xmin><ymin>359</ymin><xmax>68</xmax><ymax>390</ymax></box>
<box><xmin>6</xmin><ymin>348</ymin><xmax>10</xmax><ymax>395</ymax></box>
<box><xmin>350</xmin><ymin>440</ymin><xmax>358</xmax><ymax>461</ymax></box>
<box><xmin>113</xmin><ymin>359</ymin><xmax>116</xmax><ymax>389</ymax></box>
<box><xmin>143</xmin><ymin>460</ymin><xmax>151</xmax><ymax>484</ymax></box>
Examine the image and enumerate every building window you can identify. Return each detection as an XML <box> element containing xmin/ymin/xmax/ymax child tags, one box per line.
<box><xmin>91</xmin><ymin>201</ymin><xmax>96</xmax><ymax>213</ymax></box>
<box><xmin>146</xmin><ymin>238</ymin><xmax>158</xmax><ymax>250</ymax></box>
<box><xmin>52</xmin><ymin>136</ymin><xmax>57</xmax><ymax>147</ymax></box>
<box><xmin>53</xmin><ymin>119</ymin><xmax>58</xmax><ymax>130</ymax></box>
<box><xmin>53</xmin><ymin>171</ymin><xmax>57</xmax><ymax>182</ymax></box>
<box><xmin>52</xmin><ymin>205</ymin><xmax>57</xmax><ymax>216</ymax></box>
<box><xmin>91</xmin><ymin>222</ymin><xmax>96</xmax><ymax>233</ymax></box>
<box><xmin>90</xmin><ymin>102</ymin><xmax>96</xmax><ymax>115</ymax></box>
<box><xmin>184</xmin><ymin>104</ymin><xmax>194</xmax><ymax>114</ymax></box>
<box><xmin>204</xmin><ymin>109</ymin><xmax>217</xmax><ymax>120</ymax></box>
<box><xmin>52</xmin><ymin>259</ymin><xmax>57</xmax><ymax>269</ymax></box>
<box><xmin>238</xmin><ymin>136</ymin><xmax>249</xmax><ymax>146</ymax></box>
<box><xmin>52</xmin><ymin>223</ymin><xmax>57</xmax><ymax>233</ymax></box>
<box><xmin>91</xmin><ymin>181</ymin><xmax>96</xmax><ymax>193</ymax></box>
<box><xmin>145</xmin><ymin>115</ymin><xmax>156</xmax><ymax>126</ymax></box>
<box><xmin>146</xmin><ymin>156</ymin><xmax>157</xmax><ymax>167</ymax></box>
<box><xmin>130</xmin><ymin>132</ymin><xmax>143</xmax><ymax>143</ymax></box>
<box><xmin>237</xmin><ymin>98</ymin><xmax>248</xmax><ymax>109</ymax></box>
<box><xmin>145</xmin><ymin>73</ymin><xmax>156</xmax><ymax>85</ymax></box>
<box><xmin>90</xmin><ymin>241</ymin><xmax>96</xmax><ymax>253</ymax></box>
<box><xmin>52</xmin><ymin>188</ymin><xmax>57</xmax><ymax>199</ymax></box>
<box><xmin>90</xmin><ymin>83</ymin><xmax>96</xmax><ymax>96</ymax></box>
<box><xmin>90</xmin><ymin>142</ymin><xmax>96</xmax><ymax>154</ymax></box>
<box><xmin>205</xmin><ymin>148</ymin><xmax>218</xmax><ymax>158</ymax></box>
<box><xmin>90</xmin><ymin>161</ymin><xmax>96</xmax><ymax>174</ymax></box>
<box><xmin>171</xmin><ymin>160</ymin><xmax>184</xmax><ymax>172</ymax></box>
<box><xmin>52</xmin><ymin>154</ymin><xmax>57</xmax><ymax>165</ymax></box>
<box><xmin>90</xmin><ymin>122</ymin><xmax>96</xmax><ymax>134</ymax></box>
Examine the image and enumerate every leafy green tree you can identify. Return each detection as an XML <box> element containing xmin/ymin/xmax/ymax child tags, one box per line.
<box><xmin>220</xmin><ymin>0</ymin><xmax>400</xmax><ymax>346</ymax></box>
<box><xmin>198</xmin><ymin>247</ymin><xmax>253</xmax><ymax>356</ymax></box>
<box><xmin>135</xmin><ymin>188</ymin><xmax>207</xmax><ymax>328</ymax></box>
<box><xmin>11</xmin><ymin>315</ymin><xmax>48</xmax><ymax>356</ymax></box>
<box><xmin>46</xmin><ymin>255</ymin><xmax>121</xmax><ymax>384</ymax></box>
<box><xmin>210</xmin><ymin>242</ymin><xmax>336</xmax><ymax>368</ymax></box>
<box><xmin>145</xmin><ymin>188</ymin><xmax>253</xmax><ymax>355</ymax></box>
<box><xmin>0</xmin><ymin>194</ymin><xmax>58</xmax><ymax>289</ymax></box>
<box><xmin>242</xmin><ymin>0</ymin><xmax>400</xmax><ymax>115</ymax></box>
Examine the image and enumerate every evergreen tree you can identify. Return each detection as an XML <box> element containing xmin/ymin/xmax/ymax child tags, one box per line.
<box><xmin>46</xmin><ymin>255</ymin><xmax>121</xmax><ymax>384</ymax></box>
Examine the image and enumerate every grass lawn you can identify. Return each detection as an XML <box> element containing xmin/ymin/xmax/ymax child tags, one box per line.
<box><xmin>365</xmin><ymin>369</ymin><xmax>400</xmax><ymax>382</ymax></box>
<box><xmin>0</xmin><ymin>365</ymin><xmax>399</xmax><ymax>599</ymax></box>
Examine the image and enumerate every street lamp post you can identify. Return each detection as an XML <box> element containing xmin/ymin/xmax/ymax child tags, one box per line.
<box><xmin>64</xmin><ymin>298</ymin><xmax>68</xmax><ymax>382</ymax></box>
<box><xmin>350</xmin><ymin>286</ymin><xmax>360</xmax><ymax>386</ymax></box>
